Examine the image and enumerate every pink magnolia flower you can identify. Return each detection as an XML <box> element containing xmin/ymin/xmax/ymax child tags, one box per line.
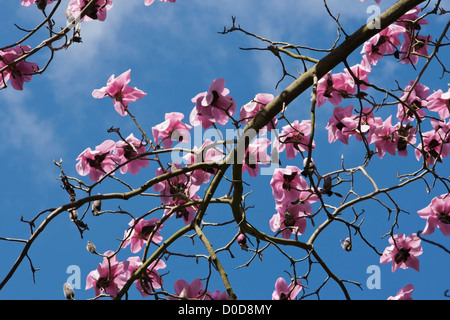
<box><xmin>269</xmin><ymin>203</ymin><xmax>313</xmax><ymax>239</ymax></box>
<box><xmin>153</xmin><ymin>162</ymin><xmax>199</xmax><ymax>205</ymax></box>
<box><xmin>361</xmin><ymin>24</ymin><xmax>406</xmax><ymax>65</ymax></box>
<box><xmin>314</xmin><ymin>71</ymin><xmax>355</xmax><ymax>107</ymax></box>
<box><xmin>122</xmin><ymin>218</ymin><xmax>163</xmax><ymax>253</ymax></box>
<box><xmin>387</xmin><ymin>284</ymin><xmax>414</xmax><ymax>300</ymax></box>
<box><xmin>125</xmin><ymin>256</ymin><xmax>166</xmax><ymax>298</ymax></box>
<box><xmin>0</xmin><ymin>45</ymin><xmax>39</xmax><ymax>90</ymax></box>
<box><xmin>369</xmin><ymin>116</ymin><xmax>398</xmax><ymax>159</ymax></box>
<box><xmin>415</xmin><ymin>126</ymin><xmax>450</xmax><ymax>165</ymax></box>
<box><xmin>270</xmin><ymin>166</ymin><xmax>318</xmax><ymax>208</ymax></box>
<box><xmin>380</xmin><ymin>233</ymin><xmax>423</xmax><ymax>272</ymax></box>
<box><xmin>396</xmin><ymin>81</ymin><xmax>430</xmax><ymax>123</ymax></box>
<box><xmin>272</xmin><ymin>277</ymin><xmax>302</xmax><ymax>300</ymax></box>
<box><xmin>278</xmin><ymin>120</ymin><xmax>315</xmax><ymax>159</ymax></box>
<box><xmin>400</xmin><ymin>34</ymin><xmax>431</xmax><ymax>65</ymax></box>
<box><xmin>76</xmin><ymin>140</ymin><xmax>120</xmax><ymax>182</ymax></box>
<box><xmin>427</xmin><ymin>89</ymin><xmax>450</xmax><ymax>120</ymax></box>
<box><xmin>240</xmin><ymin>93</ymin><xmax>277</xmax><ymax>133</ymax></box>
<box><xmin>171</xmin><ymin>278</ymin><xmax>228</xmax><ymax>300</ymax></box>
<box><xmin>184</xmin><ymin>140</ymin><xmax>225</xmax><ymax>186</ymax></box>
<box><xmin>67</xmin><ymin>0</ymin><xmax>113</xmax><ymax>22</ymax></box>
<box><xmin>242</xmin><ymin>138</ymin><xmax>272</xmax><ymax>177</ymax></box>
<box><xmin>92</xmin><ymin>69</ymin><xmax>147</xmax><ymax>116</ymax></box>
<box><xmin>396</xmin><ymin>6</ymin><xmax>428</xmax><ymax>30</ymax></box>
<box><xmin>145</xmin><ymin>0</ymin><xmax>175</xmax><ymax>5</ymax></box>
<box><xmin>21</xmin><ymin>0</ymin><xmax>54</xmax><ymax>7</ymax></box>
<box><xmin>392</xmin><ymin>122</ymin><xmax>417</xmax><ymax>157</ymax></box>
<box><xmin>164</xmin><ymin>194</ymin><xmax>200</xmax><ymax>225</ymax></box>
<box><xmin>417</xmin><ymin>194</ymin><xmax>450</xmax><ymax>236</ymax></box>
<box><xmin>152</xmin><ymin>112</ymin><xmax>192</xmax><ymax>149</ymax></box>
<box><xmin>85</xmin><ymin>250</ymin><xmax>130</xmax><ymax>297</ymax></box>
<box><xmin>344</xmin><ymin>55</ymin><xmax>372</xmax><ymax>90</ymax></box>
<box><xmin>114</xmin><ymin>133</ymin><xmax>149</xmax><ymax>175</ymax></box>
<box><xmin>326</xmin><ymin>105</ymin><xmax>360</xmax><ymax>144</ymax></box>
<box><xmin>190</xmin><ymin>78</ymin><xmax>236</xmax><ymax>129</ymax></box>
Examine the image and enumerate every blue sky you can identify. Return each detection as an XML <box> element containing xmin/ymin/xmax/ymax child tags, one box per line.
<box><xmin>0</xmin><ymin>0</ymin><xmax>449</xmax><ymax>300</ymax></box>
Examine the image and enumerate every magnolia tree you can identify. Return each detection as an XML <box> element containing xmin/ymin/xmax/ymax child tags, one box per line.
<box><xmin>0</xmin><ymin>0</ymin><xmax>449</xmax><ymax>301</ymax></box>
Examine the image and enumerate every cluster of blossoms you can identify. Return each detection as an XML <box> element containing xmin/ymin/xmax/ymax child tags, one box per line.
<box><xmin>72</xmin><ymin>0</ymin><xmax>447</xmax><ymax>300</ymax></box>
<box><xmin>318</xmin><ymin>6</ymin><xmax>450</xmax><ymax>165</ymax></box>
<box><xmin>76</xmin><ymin>134</ymin><xmax>149</xmax><ymax>182</ymax></box>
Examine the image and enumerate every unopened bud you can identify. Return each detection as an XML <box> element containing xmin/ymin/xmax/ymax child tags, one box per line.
<box><xmin>341</xmin><ymin>237</ymin><xmax>352</xmax><ymax>252</ymax></box>
<box><xmin>86</xmin><ymin>241</ymin><xmax>96</xmax><ymax>253</ymax></box>
<box><xmin>92</xmin><ymin>198</ymin><xmax>101</xmax><ymax>215</ymax></box>
<box><xmin>69</xmin><ymin>209</ymin><xmax>78</xmax><ymax>221</ymax></box>
<box><xmin>63</xmin><ymin>282</ymin><xmax>75</xmax><ymax>300</ymax></box>
<box><xmin>237</xmin><ymin>233</ymin><xmax>248</xmax><ymax>251</ymax></box>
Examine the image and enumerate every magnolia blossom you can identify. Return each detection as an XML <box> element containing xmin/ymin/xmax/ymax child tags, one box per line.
<box><xmin>152</xmin><ymin>112</ymin><xmax>192</xmax><ymax>149</ymax></box>
<box><xmin>272</xmin><ymin>277</ymin><xmax>302</xmax><ymax>300</ymax></box>
<box><xmin>190</xmin><ymin>78</ymin><xmax>236</xmax><ymax>129</ymax></box>
<box><xmin>369</xmin><ymin>116</ymin><xmax>399</xmax><ymax>159</ymax></box>
<box><xmin>427</xmin><ymin>89</ymin><xmax>450</xmax><ymax>120</ymax></box>
<box><xmin>125</xmin><ymin>256</ymin><xmax>166</xmax><ymax>298</ymax></box>
<box><xmin>278</xmin><ymin>120</ymin><xmax>314</xmax><ymax>159</ymax></box>
<box><xmin>400</xmin><ymin>34</ymin><xmax>431</xmax><ymax>65</ymax></box>
<box><xmin>145</xmin><ymin>0</ymin><xmax>175</xmax><ymax>5</ymax></box>
<box><xmin>242</xmin><ymin>138</ymin><xmax>272</xmax><ymax>177</ymax></box>
<box><xmin>171</xmin><ymin>278</ymin><xmax>229</xmax><ymax>300</ymax></box>
<box><xmin>183</xmin><ymin>139</ymin><xmax>225</xmax><ymax>186</ymax></box>
<box><xmin>67</xmin><ymin>0</ymin><xmax>113</xmax><ymax>22</ymax></box>
<box><xmin>153</xmin><ymin>162</ymin><xmax>199</xmax><ymax>205</ymax></box>
<box><xmin>315</xmin><ymin>71</ymin><xmax>356</xmax><ymax>107</ymax></box>
<box><xmin>396</xmin><ymin>6</ymin><xmax>429</xmax><ymax>30</ymax></box>
<box><xmin>114</xmin><ymin>133</ymin><xmax>149</xmax><ymax>175</ymax></box>
<box><xmin>326</xmin><ymin>105</ymin><xmax>360</xmax><ymax>144</ymax></box>
<box><xmin>396</xmin><ymin>81</ymin><xmax>430</xmax><ymax>123</ymax></box>
<box><xmin>240</xmin><ymin>93</ymin><xmax>276</xmax><ymax>133</ymax></box>
<box><xmin>344</xmin><ymin>55</ymin><xmax>372</xmax><ymax>90</ymax></box>
<box><xmin>361</xmin><ymin>24</ymin><xmax>406</xmax><ymax>65</ymax></box>
<box><xmin>85</xmin><ymin>250</ymin><xmax>130</xmax><ymax>297</ymax></box>
<box><xmin>387</xmin><ymin>284</ymin><xmax>414</xmax><ymax>300</ymax></box>
<box><xmin>122</xmin><ymin>218</ymin><xmax>163</xmax><ymax>253</ymax></box>
<box><xmin>76</xmin><ymin>140</ymin><xmax>120</xmax><ymax>182</ymax></box>
<box><xmin>415</xmin><ymin>126</ymin><xmax>450</xmax><ymax>165</ymax></box>
<box><xmin>270</xmin><ymin>166</ymin><xmax>318</xmax><ymax>208</ymax></box>
<box><xmin>163</xmin><ymin>194</ymin><xmax>200</xmax><ymax>225</ymax></box>
<box><xmin>92</xmin><ymin>69</ymin><xmax>147</xmax><ymax>116</ymax></box>
<box><xmin>417</xmin><ymin>194</ymin><xmax>450</xmax><ymax>236</ymax></box>
<box><xmin>269</xmin><ymin>203</ymin><xmax>312</xmax><ymax>239</ymax></box>
<box><xmin>0</xmin><ymin>45</ymin><xmax>39</xmax><ymax>90</ymax></box>
<box><xmin>380</xmin><ymin>233</ymin><xmax>423</xmax><ymax>272</ymax></box>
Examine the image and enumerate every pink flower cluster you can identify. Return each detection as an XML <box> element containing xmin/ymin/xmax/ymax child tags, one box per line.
<box><xmin>272</xmin><ymin>277</ymin><xmax>302</xmax><ymax>300</ymax></box>
<box><xmin>0</xmin><ymin>45</ymin><xmax>39</xmax><ymax>90</ymax></box>
<box><xmin>76</xmin><ymin>134</ymin><xmax>149</xmax><ymax>182</ymax></box>
<box><xmin>170</xmin><ymin>278</ymin><xmax>229</xmax><ymax>300</ymax></box>
<box><xmin>269</xmin><ymin>165</ymin><xmax>318</xmax><ymax>239</ymax></box>
<box><xmin>85</xmin><ymin>250</ymin><xmax>166</xmax><ymax>298</ymax></box>
<box><xmin>67</xmin><ymin>0</ymin><xmax>113</xmax><ymax>22</ymax></box>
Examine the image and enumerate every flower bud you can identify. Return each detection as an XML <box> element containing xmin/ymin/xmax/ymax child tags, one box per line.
<box><xmin>237</xmin><ymin>233</ymin><xmax>248</xmax><ymax>251</ymax></box>
<box><xmin>341</xmin><ymin>237</ymin><xmax>352</xmax><ymax>252</ymax></box>
<box><xmin>92</xmin><ymin>198</ymin><xmax>101</xmax><ymax>216</ymax></box>
<box><xmin>63</xmin><ymin>282</ymin><xmax>75</xmax><ymax>300</ymax></box>
<box><xmin>69</xmin><ymin>209</ymin><xmax>78</xmax><ymax>222</ymax></box>
<box><xmin>86</xmin><ymin>241</ymin><xmax>96</xmax><ymax>253</ymax></box>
